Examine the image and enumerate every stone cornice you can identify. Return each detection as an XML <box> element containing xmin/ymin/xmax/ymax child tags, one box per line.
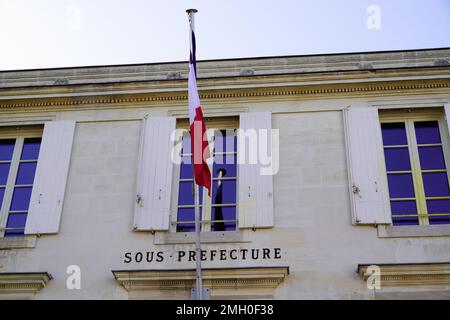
<box><xmin>358</xmin><ymin>263</ymin><xmax>450</xmax><ymax>287</ymax></box>
<box><xmin>0</xmin><ymin>272</ymin><xmax>52</xmax><ymax>294</ymax></box>
<box><xmin>1</xmin><ymin>65</ymin><xmax>449</xmax><ymax>99</ymax></box>
<box><xmin>112</xmin><ymin>267</ymin><xmax>289</xmax><ymax>291</ymax></box>
<box><xmin>0</xmin><ymin>78</ymin><xmax>449</xmax><ymax>112</ymax></box>
<box><xmin>1</xmin><ymin>48</ymin><xmax>449</xmax><ymax>89</ymax></box>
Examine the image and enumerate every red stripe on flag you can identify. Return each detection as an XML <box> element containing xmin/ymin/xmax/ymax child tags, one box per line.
<box><xmin>190</xmin><ymin>106</ymin><xmax>212</xmax><ymax>196</ymax></box>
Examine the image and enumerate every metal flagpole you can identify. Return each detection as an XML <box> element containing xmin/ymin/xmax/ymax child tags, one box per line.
<box><xmin>193</xmin><ymin>179</ymin><xmax>203</xmax><ymax>300</ymax></box>
<box><xmin>186</xmin><ymin>8</ymin><xmax>203</xmax><ymax>301</ymax></box>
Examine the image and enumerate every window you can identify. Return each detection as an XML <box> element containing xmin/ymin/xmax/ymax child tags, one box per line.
<box><xmin>172</xmin><ymin>120</ymin><xmax>238</xmax><ymax>233</ymax></box>
<box><xmin>0</xmin><ymin>128</ymin><xmax>42</xmax><ymax>237</ymax></box>
<box><xmin>380</xmin><ymin>110</ymin><xmax>450</xmax><ymax>226</ymax></box>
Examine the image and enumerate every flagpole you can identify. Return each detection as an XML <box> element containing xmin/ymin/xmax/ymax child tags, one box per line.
<box><xmin>186</xmin><ymin>8</ymin><xmax>203</xmax><ymax>301</ymax></box>
<box><xmin>193</xmin><ymin>180</ymin><xmax>203</xmax><ymax>300</ymax></box>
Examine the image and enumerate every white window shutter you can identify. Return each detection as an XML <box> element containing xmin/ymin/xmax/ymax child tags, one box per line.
<box><xmin>343</xmin><ymin>106</ymin><xmax>391</xmax><ymax>225</ymax></box>
<box><xmin>134</xmin><ymin>116</ymin><xmax>176</xmax><ymax>231</ymax></box>
<box><xmin>444</xmin><ymin>103</ymin><xmax>450</xmax><ymax>137</ymax></box>
<box><xmin>25</xmin><ymin>121</ymin><xmax>76</xmax><ymax>235</ymax></box>
<box><xmin>238</xmin><ymin>112</ymin><xmax>274</xmax><ymax>229</ymax></box>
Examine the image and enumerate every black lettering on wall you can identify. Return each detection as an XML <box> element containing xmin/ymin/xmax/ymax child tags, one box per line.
<box><xmin>156</xmin><ymin>251</ymin><xmax>164</xmax><ymax>262</ymax></box>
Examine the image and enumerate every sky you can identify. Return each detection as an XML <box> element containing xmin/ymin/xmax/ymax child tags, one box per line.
<box><xmin>0</xmin><ymin>0</ymin><xmax>449</xmax><ymax>71</ymax></box>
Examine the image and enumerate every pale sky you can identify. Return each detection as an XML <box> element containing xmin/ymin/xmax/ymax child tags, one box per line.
<box><xmin>0</xmin><ymin>0</ymin><xmax>449</xmax><ymax>71</ymax></box>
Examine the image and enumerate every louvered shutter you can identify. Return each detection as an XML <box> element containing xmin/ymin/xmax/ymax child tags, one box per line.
<box><xmin>238</xmin><ymin>112</ymin><xmax>274</xmax><ymax>229</ymax></box>
<box><xmin>134</xmin><ymin>116</ymin><xmax>176</xmax><ymax>231</ymax></box>
<box><xmin>25</xmin><ymin>121</ymin><xmax>76</xmax><ymax>234</ymax></box>
<box><xmin>444</xmin><ymin>103</ymin><xmax>450</xmax><ymax>137</ymax></box>
<box><xmin>343</xmin><ymin>106</ymin><xmax>391</xmax><ymax>225</ymax></box>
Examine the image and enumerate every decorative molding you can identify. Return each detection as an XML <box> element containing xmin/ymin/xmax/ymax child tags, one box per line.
<box><xmin>0</xmin><ymin>48</ymin><xmax>449</xmax><ymax>89</ymax></box>
<box><xmin>112</xmin><ymin>267</ymin><xmax>289</xmax><ymax>291</ymax></box>
<box><xmin>154</xmin><ymin>230</ymin><xmax>251</xmax><ymax>245</ymax></box>
<box><xmin>377</xmin><ymin>225</ymin><xmax>450</xmax><ymax>238</ymax></box>
<box><xmin>0</xmin><ymin>114</ymin><xmax>54</xmax><ymax>126</ymax></box>
<box><xmin>0</xmin><ymin>272</ymin><xmax>52</xmax><ymax>294</ymax></box>
<box><xmin>168</xmin><ymin>106</ymin><xmax>248</xmax><ymax>118</ymax></box>
<box><xmin>358</xmin><ymin>263</ymin><xmax>450</xmax><ymax>287</ymax></box>
<box><xmin>0</xmin><ymin>79</ymin><xmax>449</xmax><ymax>111</ymax></box>
<box><xmin>0</xmin><ymin>235</ymin><xmax>37</xmax><ymax>249</ymax></box>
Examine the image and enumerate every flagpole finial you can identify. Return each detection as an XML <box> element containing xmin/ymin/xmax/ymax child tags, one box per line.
<box><xmin>186</xmin><ymin>8</ymin><xmax>198</xmax><ymax>14</ymax></box>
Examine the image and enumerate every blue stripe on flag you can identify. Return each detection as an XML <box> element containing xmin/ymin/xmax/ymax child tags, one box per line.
<box><xmin>190</xmin><ymin>30</ymin><xmax>197</xmax><ymax>77</ymax></box>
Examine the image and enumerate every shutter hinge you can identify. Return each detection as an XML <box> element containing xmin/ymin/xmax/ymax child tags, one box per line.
<box><xmin>352</xmin><ymin>185</ymin><xmax>360</xmax><ymax>194</ymax></box>
<box><xmin>136</xmin><ymin>194</ymin><xmax>143</xmax><ymax>207</ymax></box>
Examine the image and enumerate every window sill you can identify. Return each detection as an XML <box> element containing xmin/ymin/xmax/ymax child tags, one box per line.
<box><xmin>377</xmin><ymin>225</ymin><xmax>450</xmax><ymax>238</ymax></box>
<box><xmin>0</xmin><ymin>272</ymin><xmax>52</xmax><ymax>297</ymax></box>
<box><xmin>358</xmin><ymin>262</ymin><xmax>450</xmax><ymax>287</ymax></box>
<box><xmin>0</xmin><ymin>235</ymin><xmax>37</xmax><ymax>249</ymax></box>
<box><xmin>112</xmin><ymin>267</ymin><xmax>289</xmax><ymax>300</ymax></box>
<box><xmin>154</xmin><ymin>230</ymin><xmax>252</xmax><ymax>245</ymax></box>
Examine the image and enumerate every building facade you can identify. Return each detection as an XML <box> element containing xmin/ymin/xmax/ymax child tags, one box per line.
<box><xmin>0</xmin><ymin>48</ymin><xmax>450</xmax><ymax>299</ymax></box>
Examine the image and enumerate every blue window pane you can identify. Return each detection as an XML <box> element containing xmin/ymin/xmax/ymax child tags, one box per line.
<box><xmin>176</xmin><ymin>223</ymin><xmax>195</xmax><ymax>232</ymax></box>
<box><xmin>176</xmin><ymin>207</ymin><xmax>202</xmax><ymax>232</ymax></box>
<box><xmin>428</xmin><ymin>217</ymin><xmax>450</xmax><ymax>225</ymax></box>
<box><xmin>0</xmin><ymin>188</ymin><xmax>5</xmax><ymax>210</ymax></box>
<box><xmin>214</xmin><ymin>130</ymin><xmax>237</xmax><ymax>154</ymax></box>
<box><xmin>426</xmin><ymin>199</ymin><xmax>450</xmax><ymax>213</ymax></box>
<box><xmin>392</xmin><ymin>217</ymin><xmax>419</xmax><ymax>226</ymax></box>
<box><xmin>6</xmin><ymin>212</ymin><xmax>27</xmax><ymax>229</ymax></box>
<box><xmin>213</xmin><ymin>154</ymin><xmax>237</xmax><ymax>178</ymax></box>
<box><xmin>5</xmin><ymin>211</ymin><xmax>27</xmax><ymax>237</ymax></box>
<box><xmin>4</xmin><ymin>229</ymin><xmax>25</xmax><ymax>237</ymax></box>
<box><xmin>387</xmin><ymin>174</ymin><xmax>415</xmax><ymax>198</ymax></box>
<box><xmin>180</xmin><ymin>157</ymin><xmax>193</xmax><ymax>179</ymax></box>
<box><xmin>381</xmin><ymin>123</ymin><xmax>407</xmax><ymax>146</ymax></box>
<box><xmin>390</xmin><ymin>200</ymin><xmax>419</xmax><ymax>225</ymax></box>
<box><xmin>414</xmin><ymin>121</ymin><xmax>441</xmax><ymax>144</ymax></box>
<box><xmin>212</xmin><ymin>206</ymin><xmax>236</xmax><ymax>231</ymax></box>
<box><xmin>0</xmin><ymin>139</ymin><xmax>15</xmax><ymax>161</ymax></box>
<box><xmin>213</xmin><ymin>131</ymin><xmax>225</xmax><ymax>153</ymax></box>
<box><xmin>212</xmin><ymin>180</ymin><xmax>237</xmax><ymax>204</ymax></box>
<box><xmin>21</xmin><ymin>138</ymin><xmax>41</xmax><ymax>160</ymax></box>
<box><xmin>384</xmin><ymin>148</ymin><xmax>411</xmax><ymax>171</ymax></box>
<box><xmin>0</xmin><ymin>163</ymin><xmax>11</xmax><ymax>185</ymax></box>
<box><xmin>422</xmin><ymin>172</ymin><xmax>450</xmax><ymax>197</ymax></box>
<box><xmin>390</xmin><ymin>200</ymin><xmax>417</xmax><ymax>214</ymax></box>
<box><xmin>176</xmin><ymin>207</ymin><xmax>195</xmax><ymax>222</ymax></box>
<box><xmin>10</xmin><ymin>187</ymin><xmax>32</xmax><ymax>211</ymax></box>
<box><xmin>177</xmin><ymin>182</ymin><xmax>203</xmax><ymax>205</ymax></box>
<box><xmin>418</xmin><ymin>146</ymin><xmax>446</xmax><ymax>170</ymax></box>
<box><xmin>178</xmin><ymin>181</ymin><xmax>194</xmax><ymax>205</ymax></box>
<box><xmin>427</xmin><ymin>200</ymin><xmax>450</xmax><ymax>225</ymax></box>
<box><xmin>181</xmin><ymin>133</ymin><xmax>191</xmax><ymax>155</ymax></box>
<box><xmin>15</xmin><ymin>162</ymin><xmax>37</xmax><ymax>185</ymax></box>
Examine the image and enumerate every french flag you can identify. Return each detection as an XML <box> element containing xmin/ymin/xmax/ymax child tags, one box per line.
<box><xmin>188</xmin><ymin>19</ymin><xmax>212</xmax><ymax>196</ymax></box>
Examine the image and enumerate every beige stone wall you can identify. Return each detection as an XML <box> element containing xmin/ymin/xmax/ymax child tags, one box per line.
<box><xmin>1</xmin><ymin>49</ymin><xmax>450</xmax><ymax>299</ymax></box>
<box><xmin>1</xmin><ymin>93</ymin><xmax>450</xmax><ymax>299</ymax></box>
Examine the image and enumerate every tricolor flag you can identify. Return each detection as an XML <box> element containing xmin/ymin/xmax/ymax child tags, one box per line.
<box><xmin>188</xmin><ymin>17</ymin><xmax>212</xmax><ymax>196</ymax></box>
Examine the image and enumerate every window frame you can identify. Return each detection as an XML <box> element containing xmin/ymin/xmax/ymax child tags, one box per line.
<box><xmin>170</xmin><ymin>117</ymin><xmax>239</xmax><ymax>233</ymax></box>
<box><xmin>0</xmin><ymin>126</ymin><xmax>43</xmax><ymax>238</ymax></box>
<box><xmin>379</xmin><ymin>108</ymin><xmax>450</xmax><ymax>226</ymax></box>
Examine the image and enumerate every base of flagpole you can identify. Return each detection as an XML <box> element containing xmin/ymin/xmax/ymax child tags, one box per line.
<box><xmin>191</xmin><ymin>287</ymin><xmax>210</xmax><ymax>300</ymax></box>
<box><xmin>193</xmin><ymin>183</ymin><xmax>204</xmax><ymax>300</ymax></box>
